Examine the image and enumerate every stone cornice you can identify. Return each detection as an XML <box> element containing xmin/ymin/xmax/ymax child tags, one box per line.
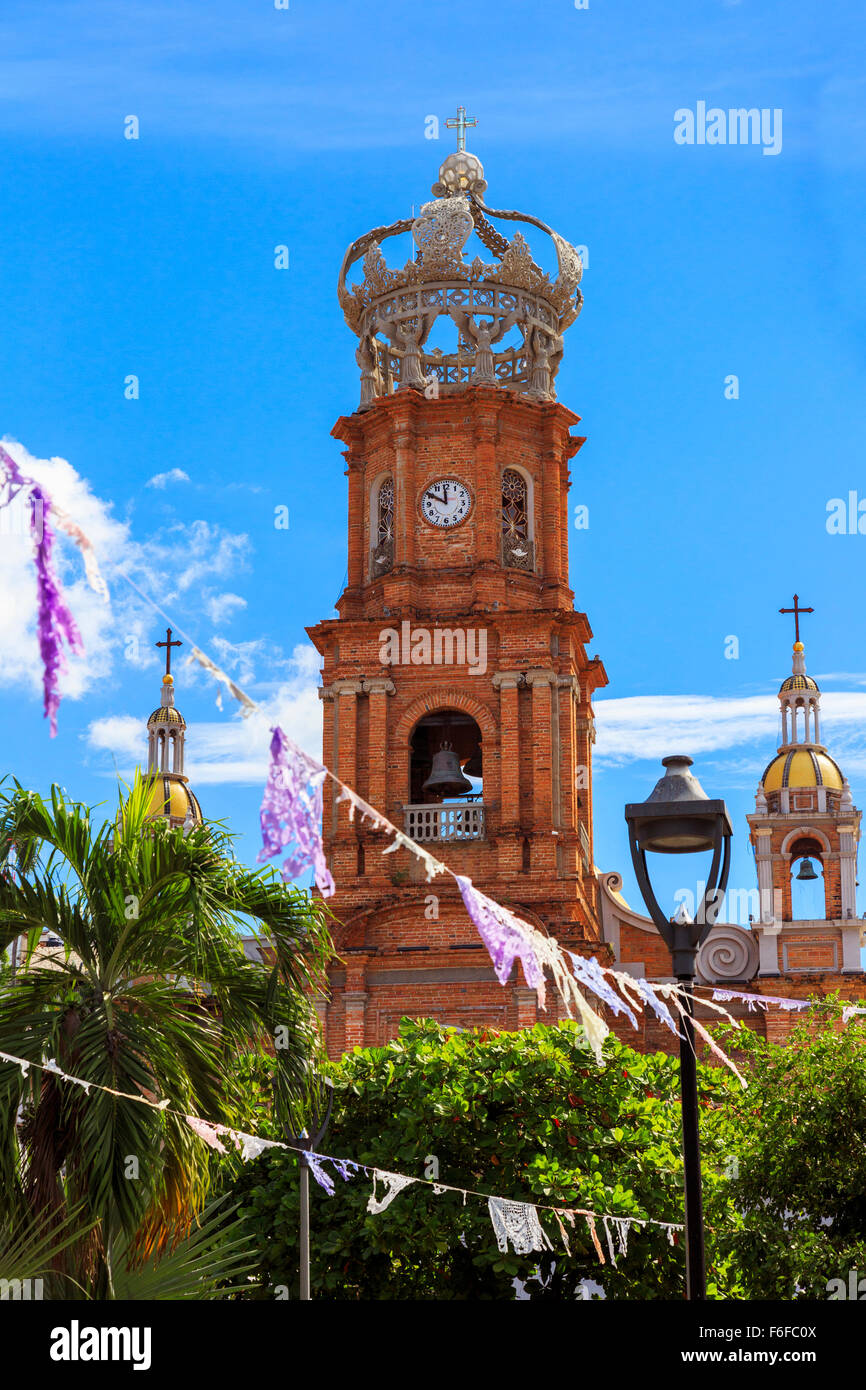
<box><xmin>319</xmin><ymin>676</ymin><xmax>397</xmax><ymax>700</ymax></box>
<box><xmin>491</xmin><ymin>669</ymin><xmax>526</xmax><ymax>690</ymax></box>
<box><xmin>525</xmin><ymin>666</ymin><xmax>557</xmax><ymax>686</ymax></box>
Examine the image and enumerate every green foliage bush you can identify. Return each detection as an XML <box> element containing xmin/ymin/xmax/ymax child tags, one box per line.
<box><xmin>230</xmin><ymin>1018</ymin><xmax>742</xmax><ymax>1299</ymax></box>
<box><xmin>706</xmin><ymin>1007</ymin><xmax>866</xmax><ymax>1299</ymax></box>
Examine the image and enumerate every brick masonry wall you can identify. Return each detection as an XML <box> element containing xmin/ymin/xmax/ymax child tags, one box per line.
<box><xmin>307</xmin><ymin>385</ymin><xmax>610</xmax><ymax>1057</ymax></box>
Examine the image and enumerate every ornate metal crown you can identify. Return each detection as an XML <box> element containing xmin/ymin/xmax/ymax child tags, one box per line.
<box><xmin>338</xmin><ymin>144</ymin><xmax>584</xmax><ymax>409</ymax></box>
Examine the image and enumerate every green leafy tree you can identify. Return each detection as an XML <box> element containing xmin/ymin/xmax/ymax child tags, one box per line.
<box><xmin>0</xmin><ymin>778</ymin><xmax>331</xmax><ymax>1298</ymax></box>
<box><xmin>230</xmin><ymin>1018</ymin><xmax>741</xmax><ymax>1299</ymax></box>
<box><xmin>706</xmin><ymin>1003</ymin><xmax>866</xmax><ymax>1299</ymax></box>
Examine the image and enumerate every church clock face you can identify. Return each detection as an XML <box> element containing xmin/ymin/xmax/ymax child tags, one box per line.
<box><xmin>421</xmin><ymin>478</ymin><xmax>472</xmax><ymax>529</ymax></box>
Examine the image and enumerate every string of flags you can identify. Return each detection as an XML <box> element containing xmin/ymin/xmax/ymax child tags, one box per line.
<box><xmin>0</xmin><ymin>1048</ymin><xmax>682</xmax><ymax>1265</ymax></box>
<box><xmin>703</xmin><ymin>986</ymin><xmax>866</xmax><ymax>1025</ymax></box>
<box><xmin>2</xmin><ymin>443</ymin><xmax>863</xmax><ymax>1080</ymax></box>
<box><xmin>0</xmin><ymin>443</ymin><xmax>734</xmax><ymax>1069</ymax></box>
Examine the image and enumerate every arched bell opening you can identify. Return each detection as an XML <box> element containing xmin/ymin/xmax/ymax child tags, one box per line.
<box><xmin>404</xmin><ymin>709</ymin><xmax>487</xmax><ymax>843</ymax></box>
<box><xmin>788</xmin><ymin>835</ymin><xmax>826</xmax><ymax>920</ymax></box>
<box><xmin>410</xmin><ymin>709</ymin><xmax>482</xmax><ymax>805</ymax></box>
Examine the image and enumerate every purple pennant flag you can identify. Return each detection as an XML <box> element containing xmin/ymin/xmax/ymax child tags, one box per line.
<box><xmin>305</xmin><ymin>1151</ymin><xmax>336</xmax><ymax>1195</ymax></box>
<box><xmin>257</xmin><ymin>726</ymin><xmax>335</xmax><ymax>897</ymax></box>
<box><xmin>0</xmin><ymin>446</ymin><xmax>84</xmax><ymax>737</ymax></box>
<box><xmin>455</xmin><ymin>874</ymin><xmax>545</xmax><ymax>999</ymax></box>
<box><xmin>305</xmin><ymin>1150</ymin><xmax>359</xmax><ymax>1195</ymax></box>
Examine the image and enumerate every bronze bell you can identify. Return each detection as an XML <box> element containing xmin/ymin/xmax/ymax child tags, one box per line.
<box><xmin>795</xmin><ymin>857</ymin><xmax>819</xmax><ymax>881</ymax></box>
<box><xmin>422</xmin><ymin>741</ymin><xmax>472</xmax><ymax>798</ymax></box>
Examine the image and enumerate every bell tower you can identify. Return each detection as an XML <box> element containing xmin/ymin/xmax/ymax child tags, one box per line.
<box><xmin>747</xmin><ymin>602</ymin><xmax>863</xmax><ymax>979</ymax></box>
<box><xmin>307</xmin><ymin>123</ymin><xmax>608</xmax><ymax>1055</ymax></box>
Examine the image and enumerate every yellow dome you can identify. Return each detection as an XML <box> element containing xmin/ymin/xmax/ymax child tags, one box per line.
<box><xmin>779</xmin><ymin>674</ymin><xmax>819</xmax><ymax>693</ymax></box>
<box><xmin>143</xmin><ymin>774</ymin><xmax>203</xmax><ymax>825</ymax></box>
<box><xmin>762</xmin><ymin>749</ymin><xmax>844</xmax><ymax>792</ymax></box>
<box><xmin>147</xmin><ymin>706</ymin><xmax>186</xmax><ymax>726</ymax></box>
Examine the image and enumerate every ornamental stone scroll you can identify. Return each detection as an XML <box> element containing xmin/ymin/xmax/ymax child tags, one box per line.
<box><xmin>695</xmin><ymin>924</ymin><xmax>760</xmax><ymax>985</ymax></box>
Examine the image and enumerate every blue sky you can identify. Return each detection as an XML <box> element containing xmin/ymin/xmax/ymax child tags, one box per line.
<box><xmin>1</xmin><ymin>0</ymin><xmax>865</xmax><ymax>923</ymax></box>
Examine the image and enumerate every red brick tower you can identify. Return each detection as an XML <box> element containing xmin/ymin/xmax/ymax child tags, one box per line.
<box><xmin>307</xmin><ymin>127</ymin><xmax>608</xmax><ymax>1055</ymax></box>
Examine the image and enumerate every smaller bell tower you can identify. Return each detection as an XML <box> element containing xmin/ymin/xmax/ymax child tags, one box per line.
<box><xmin>747</xmin><ymin>600</ymin><xmax>863</xmax><ymax>978</ymax></box>
<box><xmin>141</xmin><ymin>628</ymin><xmax>203</xmax><ymax>830</ymax></box>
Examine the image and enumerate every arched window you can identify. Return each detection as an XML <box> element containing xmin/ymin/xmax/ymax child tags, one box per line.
<box><xmin>501</xmin><ymin>468</ymin><xmax>534</xmax><ymax>570</ymax></box>
<box><xmin>788</xmin><ymin>835</ymin><xmax>827</xmax><ymax>921</ymax></box>
<box><xmin>405</xmin><ymin>709</ymin><xmax>485</xmax><ymax>843</ymax></box>
<box><xmin>371</xmin><ymin>475</ymin><xmax>394</xmax><ymax>576</ymax></box>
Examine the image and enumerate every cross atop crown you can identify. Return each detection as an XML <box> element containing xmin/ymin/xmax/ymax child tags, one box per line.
<box><xmin>445</xmin><ymin>105</ymin><xmax>477</xmax><ymax>152</ymax></box>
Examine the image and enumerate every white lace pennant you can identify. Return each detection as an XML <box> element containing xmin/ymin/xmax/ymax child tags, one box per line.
<box><xmin>381</xmin><ymin>827</ymin><xmax>447</xmax><ymax>882</ymax></box>
<box><xmin>185</xmin><ymin>1115</ymin><xmax>229</xmax><ymax>1153</ymax></box>
<box><xmin>237</xmin><ymin>1132</ymin><xmax>281</xmax><ymax>1163</ymax></box>
<box><xmin>487</xmin><ymin>1197</ymin><xmax>553</xmax><ymax>1256</ymax></box>
<box><xmin>0</xmin><ymin>1050</ymin><xmax>31</xmax><ymax>1077</ymax></box>
<box><xmin>367</xmin><ymin>1169</ymin><xmax>418</xmax><ymax>1214</ymax></box>
<box><xmin>553</xmin><ymin>1209</ymin><xmax>577</xmax><ymax>1256</ymax></box>
<box><xmin>602</xmin><ymin>1215</ymin><xmax>634</xmax><ymax>1266</ymax></box>
<box><xmin>336</xmin><ymin>786</ymin><xmax>390</xmax><ymax>834</ymax></box>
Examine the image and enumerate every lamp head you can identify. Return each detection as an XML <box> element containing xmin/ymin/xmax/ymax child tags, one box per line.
<box><xmin>624</xmin><ymin>755</ymin><xmax>732</xmax><ymax>854</ymax></box>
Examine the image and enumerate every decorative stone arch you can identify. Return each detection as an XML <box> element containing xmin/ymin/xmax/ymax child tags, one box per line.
<box><xmin>780</xmin><ymin>825</ymin><xmax>833</xmax><ymax>857</ymax></box>
<box><xmin>781</xmin><ymin>824</ymin><xmax>834</xmax><ymax>921</ymax></box>
<box><xmin>394</xmin><ymin>689</ymin><xmax>497</xmax><ymax>744</ymax></box>
<box><xmin>338</xmin><ymin>891</ymin><xmax>548</xmax><ymax>953</ymax></box>
<box><xmin>394</xmin><ymin>689</ymin><xmax>499</xmax><ymax>807</ymax></box>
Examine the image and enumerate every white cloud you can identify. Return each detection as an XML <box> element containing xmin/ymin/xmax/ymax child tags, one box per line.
<box><xmin>146</xmin><ymin>468</ymin><xmax>189</xmax><ymax>489</ymax></box>
<box><xmin>594</xmin><ymin>691</ymin><xmax>866</xmax><ymax>777</ymax></box>
<box><xmin>205</xmin><ymin>592</ymin><xmax>247</xmax><ymax>626</ymax></box>
<box><xmin>593</xmin><ymin>693</ymin><xmax>779</xmax><ymax>765</ymax></box>
<box><xmin>86</xmin><ymin>714</ymin><xmax>145</xmax><ymax>763</ymax></box>
<box><xmin>139</xmin><ymin>520</ymin><xmax>250</xmax><ymax>598</ymax></box>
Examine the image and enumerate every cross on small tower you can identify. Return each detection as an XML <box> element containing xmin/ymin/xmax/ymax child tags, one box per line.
<box><xmin>156</xmin><ymin>626</ymin><xmax>182</xmax><ymax>676</ymax></box>
<box><xmin>779</xmin><ymin>593</ymin><xmax>814</xmax><ymax>644</ymax></box>
<box><xmin>445</xmin><ymin>105</ymin><xmax>477</xmax><ymax>152</ymax></box>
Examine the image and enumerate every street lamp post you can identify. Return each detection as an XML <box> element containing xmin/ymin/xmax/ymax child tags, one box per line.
<box><xmin>286</xmin><ymin>1078</ymin><xmax>334</xmax><ymax>1301</ymax></box>
<box><xmin>624</xmin><ymin>755</ymin><xmax>733</xmax><ymax>1302</ymax></box>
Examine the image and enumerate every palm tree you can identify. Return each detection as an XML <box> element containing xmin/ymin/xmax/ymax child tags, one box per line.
<box><xmin>0</xmin><ymin>775</ymin><xmax>332</xmax><ymax>1298</ymax></box>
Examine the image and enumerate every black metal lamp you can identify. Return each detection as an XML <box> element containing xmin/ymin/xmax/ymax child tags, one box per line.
<box><xmin>624</xmin><ymin>755</ymin><xmax>733</xmax><ymax>1303</ymax></box>
<box><xmin>625</xmin><ymin>754</ymin><xmax>733</xmax><ymax>976</ymax></box>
